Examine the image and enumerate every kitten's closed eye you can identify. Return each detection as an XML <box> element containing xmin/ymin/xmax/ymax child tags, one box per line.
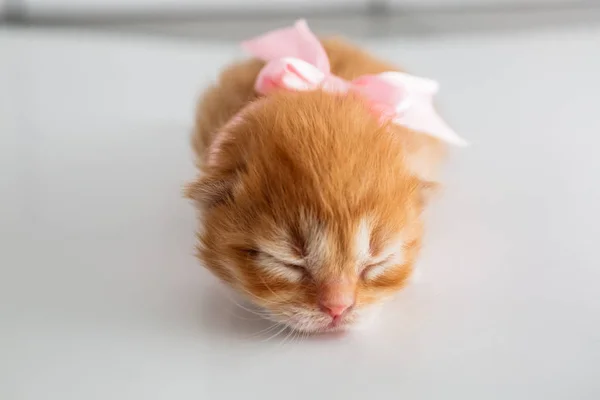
<box><xmin>361</xmin><ymin>249</ymin><xmax>406</xmax><ymax>281</ymax></box>
<box><xmin>361</xmin><ymin>259</ymin><xmax>392</xmax><ymax>281</ymax></box>
<box><xmin>361</xmin><ymin>260</ymin><xmax>386</xmax><ymax>279</ymax></box>
<box><xmin>246</xmin><ymin>248</ymin><xmax>309</xmax><ymax>282</ymax></box>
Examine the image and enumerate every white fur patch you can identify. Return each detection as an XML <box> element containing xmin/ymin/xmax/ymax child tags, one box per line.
<box><xmin>354</xmin><ymin>218</ymin><xmax>372</xmax><ymax>267</ymax></box>
<box><xmin>304</xmin><ymin>223</ymin><xmax>330</xmax><ymax>269</ymax></box>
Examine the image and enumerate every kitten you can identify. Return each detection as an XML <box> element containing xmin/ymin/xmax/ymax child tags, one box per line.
<box><xmin>186</xmin><ymin>23</ymin><xmax>460</xmax><ymax>333</ymax></box>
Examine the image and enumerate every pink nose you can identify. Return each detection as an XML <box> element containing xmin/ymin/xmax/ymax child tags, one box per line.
<box><xmin>318</xmin><ymin>280</ymin><xmax>355</xmax><ymax>319</ymax></box>
<box><xmin>320</xmin><ymin>302</ymin><xmax>353</xmax><ymax>318</ymax></box>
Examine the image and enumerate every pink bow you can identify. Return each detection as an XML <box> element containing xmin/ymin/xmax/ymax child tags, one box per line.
<box><xmin>242</xmin><ymin>20</ymin><xmax>467</xmax><ymax>146</ymax></box>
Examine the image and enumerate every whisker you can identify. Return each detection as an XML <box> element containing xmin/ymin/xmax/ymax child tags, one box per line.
<box><xmin>294</xmin><ymin>329</ymin><xmax>306</xmax><ymax>345</ymax></box>
<box><xmin>278</xmin><ymin>327</ymin><xmax>296</xmax><ymax>348</ymax></box>
<box><xmin>224</xmin><ymin>307</ymin><xmax>268</xmax><ymax>321</ymax></box>
<box><xmin>234</xmin><ymin>282</ymin><xmax>280</xmax><ymax>306</ymax></box>
<box><xmin>260</xmin><ymin>323</ymin><xmax>289</xmax><ymax>343</ymax></box>
<box><xmin>285</xmin><ymin>330</ymin><xmax>300</xmax><ymax>347</ymax></box>
<box><xmin>247</xmin><ymin>322</ymin><xmax>284</xmax><ymax>339</ymax></box>
<box><xmin>223</xmin><ymin>293</ymin><xmax>272</xmax><ymax>318</ymax></box>
<box><xmin>226</xmin><ymin>275</ymin><xmax>285</xmax><ymax>307</ymax></box>
<box><xmin>222</xmin><ymin>293</ymin><xmax>291</xmax><ymax>324</ymax></box>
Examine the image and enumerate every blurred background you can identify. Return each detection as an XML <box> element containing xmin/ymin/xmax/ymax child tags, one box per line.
<box><xmin>2</xmin><ymin>0</ymin><xmax>600</xmax><ymax>39</ymax></box>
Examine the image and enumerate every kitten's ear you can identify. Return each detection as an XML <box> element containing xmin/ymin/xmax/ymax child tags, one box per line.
<box><xmin>184</xmin><ymin>174</ymin><xmax>235</xmax><ymax>208</ymax></box>
<box><xmin>185</xmin><ymin>129</ymin><xmax>242</xmax><ymax>208</ymax></box>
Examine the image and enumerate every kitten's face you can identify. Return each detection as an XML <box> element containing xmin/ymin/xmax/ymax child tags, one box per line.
<box><xmin>188</xmin><ymin>92</ymin><xmax>427</xmax><ymax>333</ymax></box>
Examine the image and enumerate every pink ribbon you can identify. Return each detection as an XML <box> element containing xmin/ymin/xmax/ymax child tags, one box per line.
<box><xmin>242</xmin><ymin>20</ymin><xmax>467</xmax><ymax>146</ymax></box>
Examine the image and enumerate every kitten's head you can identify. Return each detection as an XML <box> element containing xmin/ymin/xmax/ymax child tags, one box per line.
<box><xmin>187</xmin><ymin>91</ymin><xmax>431</xmax><ymax>333</ymax></box>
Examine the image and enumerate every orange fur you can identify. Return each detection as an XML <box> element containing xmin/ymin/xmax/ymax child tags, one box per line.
<box><xmin>186</xmin><ymin>37</ymin><xmax>446</xmax><ymax>332</ymax></box>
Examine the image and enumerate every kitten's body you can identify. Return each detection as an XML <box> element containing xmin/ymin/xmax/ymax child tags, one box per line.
<box><xmin>187</xmin><ymin>38</ymin><xmax>446</xmax><ymax>333</ymax></box>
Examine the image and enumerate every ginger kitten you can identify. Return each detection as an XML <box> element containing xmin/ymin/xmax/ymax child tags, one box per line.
<box><xmin>186</xmin><ymin>21</ymin><xmax>464</xmax><ymax>333</ymax></box>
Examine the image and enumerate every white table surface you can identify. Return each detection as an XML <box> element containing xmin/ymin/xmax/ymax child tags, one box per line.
<box><xmin>1</xmin><ymin>25</ymin><xmax>599</xmax><ymax>399</ymax></box>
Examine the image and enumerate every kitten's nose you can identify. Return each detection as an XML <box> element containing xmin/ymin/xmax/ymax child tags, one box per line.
<box><xmin>318</xmin><ymin>280</ymin><xmax>355</xmax><ymax>318</ymax></box>
<box><xmin>320</xmin><ymin>302</ymin><xmax>352</xmax><ymax>318</ymax></box>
